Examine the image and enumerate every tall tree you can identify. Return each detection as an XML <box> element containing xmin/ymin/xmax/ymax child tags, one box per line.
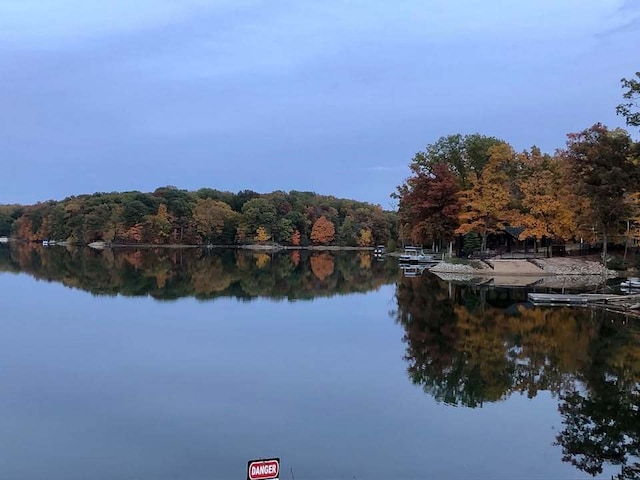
<box><xmin>456</xmin><ymin>144</ymin><xmax>515</xmax><ymax>251</ymax></box>
<box><xmin>514</xmin><ymin>149</ymin><xmax>579</xmax><ymax>253</ymax></box>
<box><xmin>410</xmin><ymin>133</ymin><xmax>505</xmax><ymax>189</ymax></box>
<box><xmin>310</xmin><ymin>216</ymin><xmax>335</xmax><ymax>245</ymax></box>
<box><xmin>193</xmin><ymin>198</ymin><xmax>237</xmax><ymax>243</ymax></box>
<box><xmin>397</xmin><ymin>162</ymin><xmax>460</xmax><ymax>247</ymax></box>
<box><xmin>561</xmin><ymin>124</ymin><xmax>639</xmax><ymax>262</ymax></box>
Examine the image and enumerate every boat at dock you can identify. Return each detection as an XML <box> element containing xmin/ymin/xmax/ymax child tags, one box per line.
<box><xmin>398</xmin><ymin>247</ymin><xmax>440</xmax><ymax>264</ymax></box>
<box><xmin>620</xmin><ymin>278</ymin><xmax>640</xmax><ymax>289</ymax></box>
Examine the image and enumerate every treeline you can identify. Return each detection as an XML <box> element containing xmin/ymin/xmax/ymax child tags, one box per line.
<box><xmin>0</xmin><ymin>188</ymin><xmax>397</xmax><ymax>247</ymax></box>
<box><xmin>0</xmin><ymin>243</ymin><xmax>398</xmax><ymax>301</ymax></box>
<box><xmin>396</xmin><ymin>126</ymin><xmax>640</xmax><ymax>256</ymax></box>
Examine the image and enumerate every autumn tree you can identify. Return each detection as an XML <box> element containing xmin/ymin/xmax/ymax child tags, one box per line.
<box><xmin>561</xmin><ymin>124</ymin><xmax>639</xmax><ymax>261</ymax></box>
<box><xmin>193</xmin><ymin>198</ymin><xmax>236</xmax><ymax>243</ymax></box>
<box><xmin>410</xmin><ymin>133</ymin><xmax>505</xmax><ymax>189</ymax></box>
<box><xmin>153</xmin><ymin>187</ymin><xmax>194</xmax><ymax>242</ymax></box>
<box><xmin>397</xmin><ymin>162</ymin><xmax>460</xmax><ymax>248</ymax></box>
<box><xmin>357</xmin><ymin>228</ymin><xmax>373</xmax><ymax>247</ymax></box>
<box><xmin>255</xmin><ymin>226</ymin><xmax>271</xmax><ymax>243</ymax></box>
<box><xmin>145</xmin><ymin>203</ymin><xmax>173</xmax><ymax>243</ymax></box>
<box><xmin>514</xmin><ymin>149</ymin><xmax>579</xmax><ymax>253</ymax></box>
<box><xmin>310</xmin><ymin>216</ymin><xmax>335</xmax><ymax>245</ymax></box>
<box><xmin>456</xmin><ymin>144</ymin><xmax>515</xmax><ymax>251</ymax></box>
<box><xmin>291</xmin><ymin>230</ymin><xmax>301</xmax><ymax>246</ymax></box>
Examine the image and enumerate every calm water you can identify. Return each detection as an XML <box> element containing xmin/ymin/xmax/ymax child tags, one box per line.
<box><xmin>0</xmin><ymin>244</ymin><xmax>638</xmax><ymax>480</ymax></box>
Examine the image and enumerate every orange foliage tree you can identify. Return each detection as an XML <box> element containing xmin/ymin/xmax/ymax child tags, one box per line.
<box><xmin>310</xmin><ymin>216</ymin><xmax>335</xmax><ymax>245</ymax></box>
<box><xmin>291</xmin><ymin>230</ymin><xmax>301</xmax><ymax>246</ymax></box>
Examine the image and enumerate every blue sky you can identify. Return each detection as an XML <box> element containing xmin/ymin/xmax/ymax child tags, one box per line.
<box><xmin>1</xmin><ymin>0</ymin><xmax>639</xmax><ymax>207</ymax></box>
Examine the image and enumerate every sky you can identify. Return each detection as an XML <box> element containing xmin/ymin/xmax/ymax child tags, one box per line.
<box><xmin>1</xmin><ymin>0</ymin><xmax>639</xmax><ymax>207</ymax></box>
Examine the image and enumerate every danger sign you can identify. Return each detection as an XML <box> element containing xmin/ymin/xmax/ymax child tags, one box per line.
<box><xmin>247</xmin><ymin>458</ymin><xmax>280</xmax><ymax>480</ymax></box>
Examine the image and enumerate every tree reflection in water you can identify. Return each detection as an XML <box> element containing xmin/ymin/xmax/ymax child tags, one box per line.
<box><xmin>0</xmin><ymin>242</ymin><xmax>398</xmax><ymax>301</ymax></box>
<box><xmin>393</xmin><ymin>273</ymin><xmax>640</xmax><ymax>479</ymax></box>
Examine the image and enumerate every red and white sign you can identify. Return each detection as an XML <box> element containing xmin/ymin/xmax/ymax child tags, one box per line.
<box><xmin>247</xmin><ymin>458</ymin><xmax>280</xmax><ymax>480</ymax></box>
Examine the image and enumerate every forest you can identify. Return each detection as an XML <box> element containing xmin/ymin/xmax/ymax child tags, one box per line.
<box><xmin>3</xmin><ymin>74</ymin><xmax>640</xmax><ymax>254</ymax></box>
<box><xmin>0</xmin><ymin>188</ymin><xmax>397</xmax><ymax>248</ymax></box>
<box><xmin>395</xmin><ymin>124</ymin><xmax>640</xmax><ymax>256</ymax></box>
<box><xmin>397</xmin><ymin>76</ymin><xmax>640</xmax><ymax>256</ymax></box>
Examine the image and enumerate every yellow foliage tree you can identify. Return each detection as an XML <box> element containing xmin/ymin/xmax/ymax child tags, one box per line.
<box><xmin>193</xmin><ymin>198</ymin><xmax>235</xmax><ymax>242</ymax></box>
<box><xmin>357</xmin><ymin>228</ymin><xmax>373</xmax><ymax>247</ymax></box>
<box><xmin>455</xmin><ymin>144</ymin><xmax>514</xmax><ymax>251</ymax></box>
<box><xmin>255</xmin><ymin>226</ymin><xmax>271</xmax><ymax>243</ymax></box>
<box><xmin>514</xmin><ymin>152</ymin><xmax>578</xmax><ymax>253</ymax></box>
<box><xmin>146</xmin><ymin>203</ymin><xmax>173</xmax><ymax>243</ymax></box>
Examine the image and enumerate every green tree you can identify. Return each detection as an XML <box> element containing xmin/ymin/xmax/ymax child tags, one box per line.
<box><xmin>241</xmin><ymin>198</ymin><xmax>277</xmax><ymax>234</ymax></box>
<box><xmin>337</xmin><ymin>216</ymin><xmax>357</xmax><ymax>246</ymax></box>
<box><xmin>617</xmin><ymin>72</ymin><xmax>640</xmax><ymax>129</ymax></box>
<box><xmin>193</xmin><ymin>198</ymin><xmax>236</xmax><ymax>244</ymax></box>
<box><xmin>463</xmin><ymin>232</ymin><xmax>481</xmax><ymax>255</ymax></box>
<box><xmin>411</xmin><ymin>133</ymin><xmax>505</xmax><ymax>189</ymax></box>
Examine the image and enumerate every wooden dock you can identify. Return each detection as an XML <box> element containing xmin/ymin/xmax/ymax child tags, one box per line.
<box><xmin>528</xmin><ymin>293</ymin><xmax>619</xmax><ymax>305</ymax></box>
<box><xmin>528</xmin><ymin>293</ymin><xmax>640</xmax><ymax>317</ymax></box>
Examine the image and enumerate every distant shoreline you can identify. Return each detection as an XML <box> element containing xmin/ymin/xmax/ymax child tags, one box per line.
<box><xmin>5</xmin><ymin>239</ymin><xmax>375</xmax><ymax>252</ymax></box>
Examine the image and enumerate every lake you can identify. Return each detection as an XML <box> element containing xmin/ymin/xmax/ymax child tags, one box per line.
<box><xmin>0</xmin><ymin>243</ymin><xmax>638</xmax><ymax>480</ymax></box>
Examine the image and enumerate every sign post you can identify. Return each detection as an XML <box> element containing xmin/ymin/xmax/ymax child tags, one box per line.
<box><xmin>247</xmin><ymin>458</ymin><xmax>280</xmax><ymax>480</ymax></box>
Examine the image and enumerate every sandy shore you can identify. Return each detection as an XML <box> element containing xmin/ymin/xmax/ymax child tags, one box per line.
<box><xmin>427</xmin><ymin>258</ymin><xmax>624</xmax><ymax>288</ymax></box>
<box><xmin>429</xmin><ymin>257</ymin><xmax>618</xmax><ymax>276</ymax></box>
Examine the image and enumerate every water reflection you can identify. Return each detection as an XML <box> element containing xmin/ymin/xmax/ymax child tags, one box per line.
<box><xmin>3</xmin><ymin>242</ymin><xmax>639</xmax><ymax>478</ymax></box>
<box><xmin>393</xmin><ymin>273</ymin><xmax>640</xmax><ymax>478</ymax></box>
<box><xmin>0</xmin><ymin>243</ymin><xmax>398</xmax><ymax>301</ymax></box>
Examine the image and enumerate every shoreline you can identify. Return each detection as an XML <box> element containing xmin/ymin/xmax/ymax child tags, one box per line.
<box><xmin>1</xmin><ymin>239</ymin><xmax>375</xmax><ymax>252</ymax></box>
<box><xmin>429</xmin><ymin>257</ymin><xmax>620</xmax><ymax>277</ymax></box>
